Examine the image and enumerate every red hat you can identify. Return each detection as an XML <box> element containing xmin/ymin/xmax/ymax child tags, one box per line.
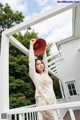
<box><xmin>33</xmin><ymin>38</ymin><xmax>46</xmax><ymax>55</ymax></box>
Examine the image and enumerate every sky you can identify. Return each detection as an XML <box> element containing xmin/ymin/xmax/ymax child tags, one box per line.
<box><xmin>0</xmin><ymin>0</ymin><xmax>72</xmax><ymax>53</ymax></box>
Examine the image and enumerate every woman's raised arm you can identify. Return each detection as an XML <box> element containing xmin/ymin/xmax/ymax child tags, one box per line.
<box><xmin>43</xmin><ymin>48</ymin><xmax>48</xmax><ymax>74</ymax></box>
<box><xmin>29</xmin><ymin>39</ymin><xmax>37</xmax><ymax>85</ymax></box>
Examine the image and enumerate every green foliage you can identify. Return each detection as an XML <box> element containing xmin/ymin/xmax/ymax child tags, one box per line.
<box><xmin>9</xmin><ymin>57</ymin><xmax>35</xmax><ymax>108</ymax></box>
<box><xmin>0</xmin><ymin>3</ymin><xmax>24</xmax><ymax>39</ymax></box>
<box><xmin>49</xmin><ymin>74</ymin><xmax>62</xmax><ymax>99</ymax></box>
<box><xmin>9</xmin><ymin>76</ymin><xmax>35</xmax><ymax>108</ymax></box>
<box><xmin>9</xmin><ymin>55</ymin><xmax>29</xmax><ymax>80</ymax></box>
<box><xmin>10</xmin><ymin>97</ymin><xmax>31</xmax><ymax>108</ymax></box>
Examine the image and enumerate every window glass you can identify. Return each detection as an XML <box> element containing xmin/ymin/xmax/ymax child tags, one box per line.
<box><xmin>73</xmin><ymin>89</ymin><xmax>77</xmax><ymax>95</ymax></box>
<box><xmin>69</xmin><ymin>89</ymin><xmax>73</xmax><ymax>96</ymax></box>
<box><xmin>68</xmin><ymin>84</ymin><xmax>71</xmax><ymax>89</ymax></box>
<box><xmin>67</xmin><ymin>82</ymin><xmax>77</xmax><ymax>96</ymax></box>
<box><xmin>71</xmin><ymin>83</ymin><xmax>75</xmax><ymax>89</ymax></box>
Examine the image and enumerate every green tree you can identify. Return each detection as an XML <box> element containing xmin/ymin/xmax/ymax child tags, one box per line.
<box><xmin>0</xmin><ymin>3</ymin><xmax>24</xmax><ymax>39</ymax></box>
<box><xmin>49</xmin><ymin>74</ymin><xmax>62</xmax><ymax>99</ymax></box>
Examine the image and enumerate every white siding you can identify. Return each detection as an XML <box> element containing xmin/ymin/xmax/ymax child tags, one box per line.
<box><xmin>60</xmin><ymin>38</ymin><xmax>80</xmax><ymax>101</ymax></box>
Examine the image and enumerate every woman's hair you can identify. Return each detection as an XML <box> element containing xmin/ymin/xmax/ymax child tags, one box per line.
<box><xmin>29</xmin><ymin>59</ymin><xmax>45</xmax><ymax>91</ymax></box>
<box><xmin>29</xmin><ymin>78</ymin><xmax>35</xmax><ymax>91</ymax></box>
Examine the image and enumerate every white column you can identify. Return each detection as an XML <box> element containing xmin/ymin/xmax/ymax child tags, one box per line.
<box><xmin>19</xmin><ymin>114</ymin><xmax>24</xmax><ymax>120</ymax></box>
<box><xmin>78</xmin><ymin>50</ymin><xmax>80</xmax><ymax>96</ymax></box>
<box><xmin>37</xmin><ymin>112</ymin><xmax>43</xmax><ymax>120</ymax></box>
<box><xmin>59</xmin><ymin>79</ymin><xmax>65</xmax><ymax>99</ymax></box>
<box><xmin>69</xmin><ymin>109</ymin><xmax>76</xmax><ymax>120</ymax></box>
<box><xmin>75</xmin><ymin>6</ymin><xmax>80</xmax><ymax>36</ymax></box>
<box><xmin>0</xmin><ymin>33</ymin><xmax>9</xmax><ymax>113</ymax></box>
<box><xmin>53</xmin><ymin>110</ymin><xmax>58</xmax><ymax>120</ymax></box>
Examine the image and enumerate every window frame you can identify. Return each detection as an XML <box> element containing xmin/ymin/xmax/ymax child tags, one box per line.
<box><xmin>66</xmin><ymin>81</ymin><xmax>78</xmax><ymax>97</ymax></box>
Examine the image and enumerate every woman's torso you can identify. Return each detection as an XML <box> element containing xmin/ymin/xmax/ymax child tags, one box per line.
<box><xmin>35</xmin><ymin>72</ymin><xmax>56</xmax><ymax>105</ymax></box>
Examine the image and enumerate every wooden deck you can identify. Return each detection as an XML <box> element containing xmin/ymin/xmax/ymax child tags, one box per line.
<box><xmin>64</xmin><ymin>110</ymin><xmax>80</xmax><ymax>120</ymax></box>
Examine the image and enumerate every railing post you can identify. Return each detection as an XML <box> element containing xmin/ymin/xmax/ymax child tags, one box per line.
<box><xmin>7</xmin><ymin>115</ymin><xmax>12</xmax><ymax>120</ymax></box>
<box><xmin>69</xmin><ymin>109</ymin><xmax>76</xmax><ymax>120</ymax></box>
<box><xmin>37</xmin><ymin>112</ymin><xmax>43</xmax><ymax>120</ymax></box>
<box><xmin>0</xmin><ymin>34</ymin><xmax>9</xmax><ymax>115</ymax></box>
<box><xmin>19</xmin><ymin>113</ymin><xmax>24</xmax><ymax>120</ymax></box>
<box><xmin>29</xmin><ymin>113</ymin><xmax>31</xmax><ymax>120</ymax></box>
<box><xmin>53</xmin><ymin>110</ymin><xmax>59</xmax><ymax>120</ymax></box>
<box><xmin>14</xmin><ymin>114</ymin><xmax>17</xmax><ymax>120</ymax></box>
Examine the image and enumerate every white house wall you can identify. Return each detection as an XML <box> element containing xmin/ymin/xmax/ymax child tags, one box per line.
<box><xmin>60</xmin><ymin>37</ymin><xmax>80</xmax><ymax>102</ymax></box>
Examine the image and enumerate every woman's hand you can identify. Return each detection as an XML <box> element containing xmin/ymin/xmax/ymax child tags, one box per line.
<box><xmin>30</xmin><ymin>38</ymin><xmax>37</xmax><ymax>49</ymax></box>
<box><xmin>30</xmin><ymin>39</ymin><xmax>37</xmax><ymax>45</ymax></box>
<box><xmin>43</xmin><ymin>44</ymin><xmax>48</xmax><ymax>56</ymax></box>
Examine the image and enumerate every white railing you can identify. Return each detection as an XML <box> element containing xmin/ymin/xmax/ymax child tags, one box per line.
<box><xmin>47</xmin><ymin>51</ymin><xmax>63</xmax><ymax>77</ymax></box>
<box><xmin>2</xmin><ymin>101</ymin><xmax>80</xmax><ymax>120</ymax></box>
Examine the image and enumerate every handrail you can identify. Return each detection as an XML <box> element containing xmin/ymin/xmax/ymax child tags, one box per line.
<box><xmin>48</xmin><ymin>58</ymin><xmax>62</xmax><ymax>65</ymax></box>
<box><xmin>7</xmin><ymin>101</ymin><xmax>80</xmax><ymax>115</ymax></box>
<box><xmin>9</xmin><ymin>104</ymin><xmax>36</xmax><ymax>110</ymax></box>
<box><xmin>47</xmin><ymin>52</ymin><xmax>61</xmax><ymax>60</ymax></box>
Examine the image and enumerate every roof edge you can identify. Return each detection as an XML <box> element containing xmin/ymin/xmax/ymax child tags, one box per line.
<box><xmin>55</xmin><ymin>35</ymin><xmax>80</xmax><ymax>49</ymax></box>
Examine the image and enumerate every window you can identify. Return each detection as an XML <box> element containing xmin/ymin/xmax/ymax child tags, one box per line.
<box><xmin>67</xmin><ymin>82</ymin><xmax>77</xmax><ymax>96</ymax></box>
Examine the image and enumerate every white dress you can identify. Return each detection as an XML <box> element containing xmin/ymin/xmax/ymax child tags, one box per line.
<box><xmin>29</xmin><ymin>48</ymin><xmax>62</xmax><ymax>120</ymax></box>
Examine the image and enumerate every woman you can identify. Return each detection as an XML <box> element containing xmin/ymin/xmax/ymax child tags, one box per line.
<box><xmin>29</xmin><ymin>39</ymin><xmax>62</xmax><ymax>120</ymax></box>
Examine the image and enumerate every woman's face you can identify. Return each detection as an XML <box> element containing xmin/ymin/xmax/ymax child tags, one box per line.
<box><xmin>35</xmin><ymin>60</ymin><xmax>45</xmax><ymax>73</ymax></box>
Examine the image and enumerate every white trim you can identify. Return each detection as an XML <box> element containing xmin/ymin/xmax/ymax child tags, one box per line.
<box><xmin>9</xmin><ymin>36</ymin><xmax>29</xmax><ymax>56</ymax></box>
<box><xmin>49</xmin><ymin>64</ymin><xmax>61</xmax><ymax>70</ymax></box>
<box><xmin>0</xmin><ymin>34</ymin><xmax>9</xmax><ymax>112</ymax></box>
<box><xmin>7</xmin><ymin>101</ymin><xmax>80</xmax><ymax>114</ymax></box>
<box><xmin>72</xmin><ymin>6</ymin><xmax>77</xmax><ymax>36</ymax></box>
<box><xmin>69</xmin><ymin>109</ymin><xmax>76</xmax><ymax>120</ymax></box>
<box><xmin>56</xmin><ymin>34</ymin><xmax>80</xmax><ymax>48</ymax></box>
<box><xmin>59</xmin><ymin>80</ymin><xmax>65</xmax><ymax>99</ymax></box>
<box><xmin>47</xmin><ymin>52</ymin><xmax>61</xmax><ymax>60</ymax></box>
<box><xmin>65</xmin><ymin>80</ymin><xmax>78</xmax><ymax>98</ymax></box>
<box><xmin>48</xmin><ymin>58</ymin><xmax>62</xmax><ymax>69</ymax></box>
<box><xmin>51</xmin><ymin>66</ymin><xmax>61</xmax><ymax>72</ymax></box>
<box><xmin>48</xmin><ymin>61</ymin><xmax>61</xmax><ymax>68</ymax></box>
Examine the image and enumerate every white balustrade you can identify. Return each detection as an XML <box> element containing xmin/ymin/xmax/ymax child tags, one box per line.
<box><xmin>5</xmin><ymin>101</ymin><xmax>80</xmax><ymax>120</ymax></box>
